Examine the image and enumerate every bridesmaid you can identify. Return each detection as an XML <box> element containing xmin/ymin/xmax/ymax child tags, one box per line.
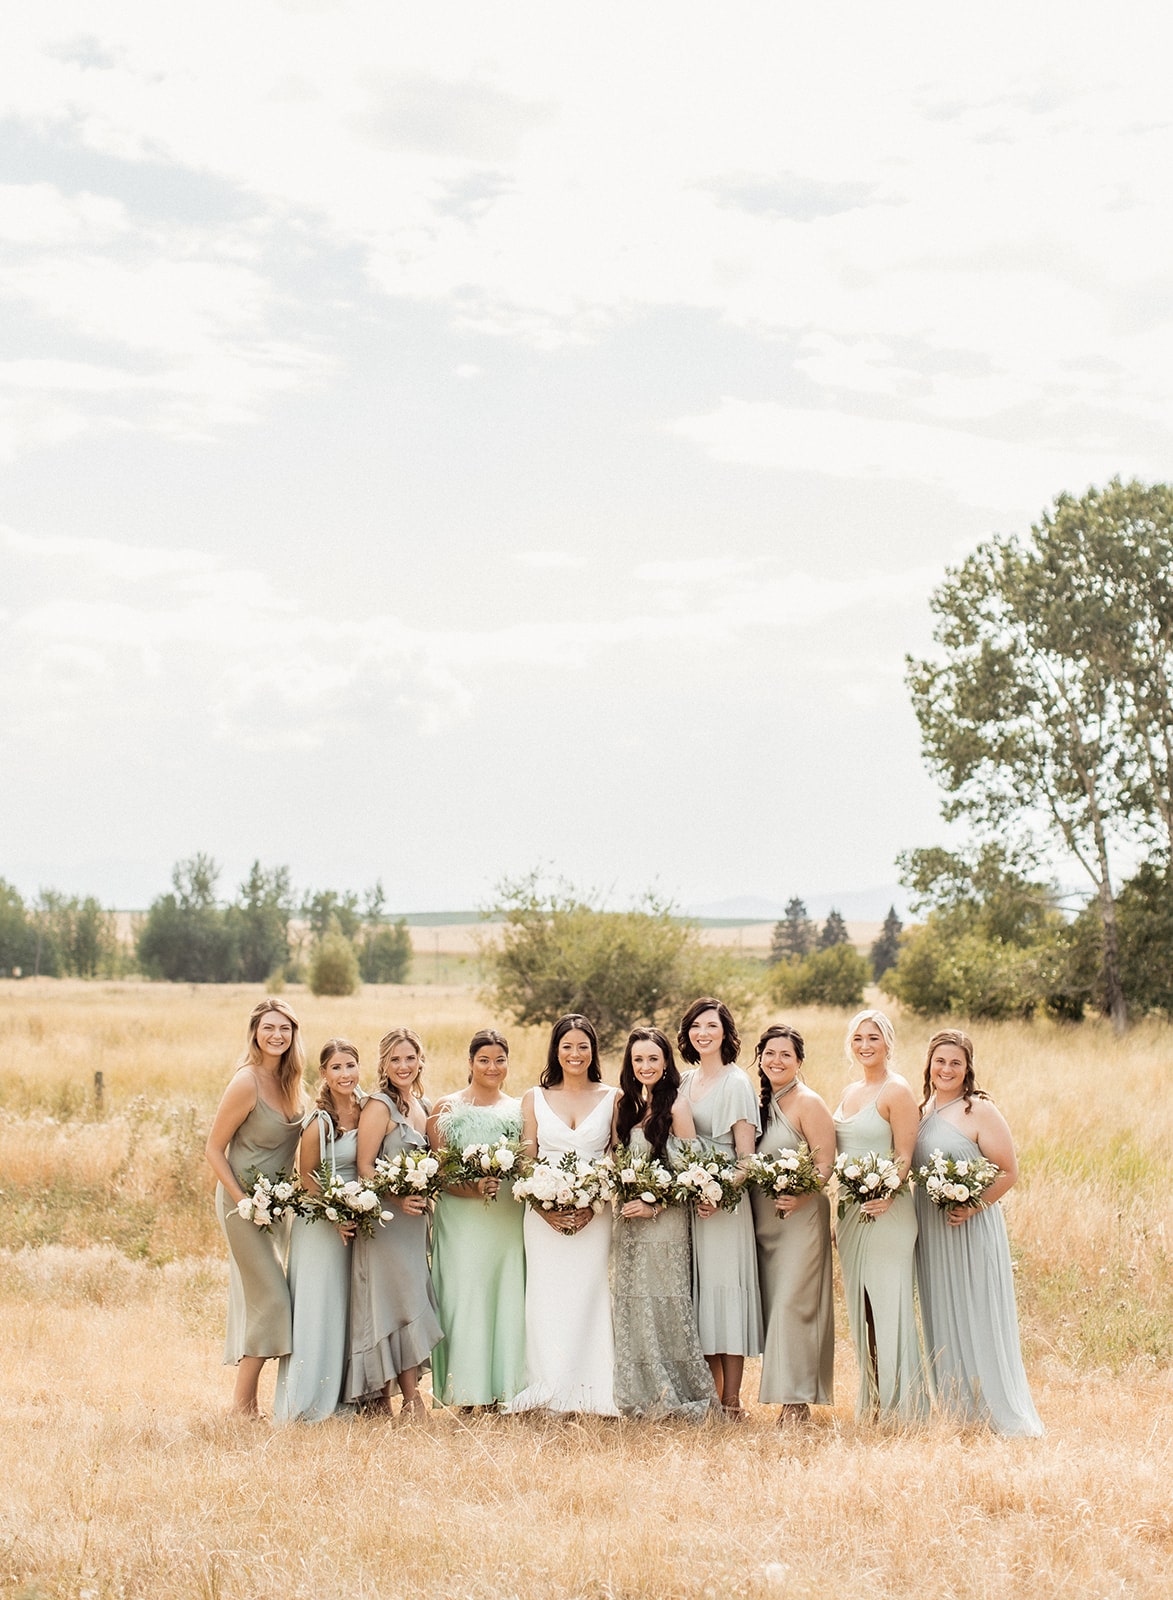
<box><xmin>507</xmin><ymin>1014</ymin><xmax>618</xmax><ymax>1415</ymax></box>
<box><xmin>274</xmin><ymin>1038</ymin><xmax>364</xmax><ymax>1423</ymax></box>
<box><xmin>205</xmin><ymin>997</ymin><xmax>306</xmax><ymax>1416</ymax></box>
<box><xmin>833</xmin><ymin>1008</ymin><xmax>929</xmax><ymax>1423</ymax></box>
<box><xmin>609</xmin><ymin>1026</ymin><xmax>717</xmax><ymax>1420</ymax></box>
<box><xmin>750</xmin><ymin>1024</ymin><xmax>836</xmax><ymax>1425</ymax></box>
<box><xmin>427</xmin><ymin>1029</ymin><xmax>526</xmax><ymax>1409</ymax></box>
<box><xmin>914</xmin><ymin>1029</ymin><xmax>1042</xmax><ymax>1436</ymax></box>
<box><xmin>347</xmin><ymin>1027</ymin><xmax>443</xmax><ymax>1420</ymax></box>
<box><xmin>677</xmin><ymin>996</ymin><xmax>762</xmax><ymax>1419</ymax></box>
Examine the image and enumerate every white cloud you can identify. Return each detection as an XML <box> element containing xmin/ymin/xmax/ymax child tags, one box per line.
<box><xmin>512</xmin><ymin>551</ymin><xmax>590</xmax><ymax>570</ymax></box>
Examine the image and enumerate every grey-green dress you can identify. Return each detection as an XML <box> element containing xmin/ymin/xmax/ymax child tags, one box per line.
<box><xmin>684</xmin><ymin>1068</ymin><xmax>763</xmax><ymax>1358</ymax></box>
<box><xmin>752</xmin><ymin>1093</ymin><xmax>834</xmax><ymax>1406</ymax></box>
<box><xmin>611</xmin><ymin>1129</ymin><xmax>718</xmax><ymax>1419</ymax></box>
<box><xmin>430</xmin><ymin>1099</ymin><xmax>526</xmax><ymax>1407</ymax></box>
<box><xmin>214</xmin><ymin>1080</ymin><xmax>303</xmax><ymax>1365</ymax></box>
<box><xmin>346</xmin><ymin>1093</ymin><xmax>443</xmax><ymax>1400</ymax></box>
<box><xmin>914</xmin><ymin>1108</ymin><xmax>1042</xmax><ymax>1436</ymax></box>
<box><xmin>834</xmin><ymin>1096</ymin><xmax>929</xmax><ymax>1422</ymax></box>
<box><xmin>274</xmin><ymin>1111</ymin><xmax>356</xmax><ymax>1423</ymax></box>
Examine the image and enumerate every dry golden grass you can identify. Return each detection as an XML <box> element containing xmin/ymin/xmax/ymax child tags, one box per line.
<box><xmin>1</xmin><ymin>981</ymin><xmax>1171</xmax><ymax>1598</ymax></box>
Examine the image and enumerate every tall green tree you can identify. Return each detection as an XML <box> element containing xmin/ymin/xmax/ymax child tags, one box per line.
<box><xmin>0</xmin><ymin>880</ymin><xmax>34</xmax><ymax>976</ymax></box>
<box><xmin>817</xmin><ymin>908</ymin><xmax>849</xmax><ymax>949</ymax></box>
<box><xmin>870</xmin><ymin>905</ymin><xmax>903</xmax><ymax>980</ymax></box>
<box><xmin>138</xmin><ymin>854</ymin><xmax>236</xmax><ymax>982</ymax></box>
<box><xmin>907</xmin><ymin>505</ymin><xmax>1136</xmax><ymax>1031</ymax></box>
<box><xmin>769</xmin><ymin>897</ymin><xmax>815</xmax><ymax>963</ymax></box>
<box><xmin>229</xmin><ymin>861</ymin><xmax>294</xmax><ymax>983</ymax></box>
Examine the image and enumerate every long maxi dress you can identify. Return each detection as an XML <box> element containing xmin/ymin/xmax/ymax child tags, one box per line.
<box><xmin>751</xmin><ymin>1092</ymin><xmax>834</xmax><ymax>1407</ymax></box>
<box><xmin>610</xmin><ymin>1129</ymin><xmax>717</xmax><ymax>1420</ymax></box>
<box><xmin>683</xmin><ymin>1068</ymin><xmax>763</xmax><ymax>1359</ymax></box>
<box><xmin>346</xmin><ymin>1093</ymin><xmax>443</xmax><ymax>1401</ymax></box>
<box><xmin>430</xmin><ymin>1098</ymin><xmax>526</xmax><ymax>1407</ymax></box>
<box><xmin>214</xmin><ymin>1078</ymin><xmax>303</xmax><ymax>1367</ymax></box>
<box><xmin>834</xmin><ymin>1095</ymin><xmax>930</xmax><ymax>1422</ymax></box>
<box><xmin>913</xmin><ymin>1108</ymin><xmax>1042</xmax><ymax>1436</ymax></box>
<box><xmin>274</xmin><ymin>1110</ymin><xmax>356</xmax><ymax>1422</ymax></box>
<box><xmin>506</xmin><ymin>1086</ymin><xmax>618</xmax><ymax>1414</ymax></box>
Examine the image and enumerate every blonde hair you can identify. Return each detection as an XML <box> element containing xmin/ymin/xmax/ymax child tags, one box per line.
<box><xmin>845</xmin><ymin>1008</ymin><xmax>896</xmax><ymax>1071</ymax></box>
<box><xmin>240</xmin><ymin>997</ymin><xmax>306</xmax><ymax>1108</ymax></box>
<box><xmin>377</xmin><ymin>1027</ymin><xmax>426</xmax><ymax>1113</ymax></box>
<box><xmin>315</xmin><ymin>1037</ymin><xmax>364</xmax><ymax>1131</ymax></box>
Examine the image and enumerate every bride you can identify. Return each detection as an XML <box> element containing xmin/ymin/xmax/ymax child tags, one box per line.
<box><xmin>507</xmin><ymin>1013</ymin><xmax>618</xmax><ymax>1415</ymax></box>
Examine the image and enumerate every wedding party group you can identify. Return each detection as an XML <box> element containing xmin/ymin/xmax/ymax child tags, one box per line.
<box><xmin>204</xmin><ymin>994</ymin><xmax>1042</xmax><ymax>1437</ymax></box>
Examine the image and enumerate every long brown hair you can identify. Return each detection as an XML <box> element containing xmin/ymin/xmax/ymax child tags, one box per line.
<box><xmin>377</xmin><ymin>1027</ymin><xmax>426</xmax><ymax>1114</ymax></box>
<box><xmin>616</xmin><ymin>1027</ymin><xmax>679</xmax><ymax>1160</ymax></box>
<box><xmin>919</xmin><ymin>1029</ymin><xmax>988</xmax><ymax>1114</ymax></box>
<box><xmin>315</xmin><ymin>1037</ymin><xmax>363</xmax><ymax>1132</ymax></box>
<box><xmin>752</xmin><ymin>1024</ymin><xmax>805</xmax><ymax>1145</ymax></box>
<box><xmin>239</xmin><ymin>997</ymin><xmax>305</xmax><ymax>1109</ymax></box>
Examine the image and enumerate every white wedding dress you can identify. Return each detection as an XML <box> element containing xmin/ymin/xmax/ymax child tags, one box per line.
<box><xmin>507</xmin><ymin>1086</ymin><xmax>618</xmax><ymax>1415</ymax></box>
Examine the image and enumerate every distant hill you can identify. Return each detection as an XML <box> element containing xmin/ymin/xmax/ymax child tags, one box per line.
<box><xmin>687</xmin><ymin>886</ymin><xmax>909</xmax><ymax>923</ymax></box>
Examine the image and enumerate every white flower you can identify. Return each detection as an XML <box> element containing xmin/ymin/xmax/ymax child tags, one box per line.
<box><xmin>621</xmin><ymin>1168</ymin><xmax>637</xmax><ymax>1185</ymax></box>
<box><xmin>955</xmin><ymin>1161</ymin><xmax>970</xmax><ymax>1177</ymax></box>
<box><xmin>461</xmin><ymin>1144</ymin><xmax>481</xmax><ymax>1163</ymax></box>
<box><xmin>864</xmin><ymin>1172</ymin><xmax>881</xmax><ymax>1190</ymax></box>
<box><xmin>380</xmin><ymin>1210</ymin><xmax>394</xmax><ymax>1223</ymax></box>
<box><xmin>273</xmin><ymin>1182</ymin><xmax>294</xmax><ymax>1201</ymax></box>
<box><xmin>844</xmin><ymin>1163</ymin><xmax>861</xmax><ymax>1181</ymax></box>
<box><xmin>325</xmin><ymin>1206</ymin><xmax>339</xmax><ymax>1221</ymax></box>
<box><xmin>883</xmin><ymin>1171</ymin><xmax>900</xmax><ymax>1190</ymax></box>
<box><xmin>496</xmin><ymin>1149</ymin><xmax>515</xmax><ymax>1172</ymax></box>
<box><xmin>640</xmin><ymin>1190</ymin><xmax>657</xmax><ymax>1204</ymax></box>
<box><xmin>236</xmin><ymin>1197</ymin><xmax>254</xmax><ymax>1220</ymax></box>
<box><xmin>356</xmin><ymin>1190</ymin><xmax>379</xmax><ymax>1212</ymax></box>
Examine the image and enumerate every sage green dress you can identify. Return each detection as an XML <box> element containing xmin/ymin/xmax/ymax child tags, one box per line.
<box><xmin>214</xmin><ymin>1080</ymin><xmax>303</xmax><ymax>1365</ymax></box>
<box><xmin>683</xmin><ymin>1068</ymin><xmax>763</xmax><ymax>1357</ymax></box>
<box><xmin>914</xmin><ymin>1109</ymin><xmax>1042</xmax><ymax>1436</ymax></box>
<box><xmin>611</xmin><ymin>1129</ymin><xmax>718</xmax><ymax>1419</ymax></box>
<box><xmin>752</xmin><ymin>1093</ymin><xmax>834</xmax><ymax>1406</ymax></box>
<box><xmin>346</xmin><ymin>1094</ymin><xmax>443</xmax><ymax>1400</ymax></box>
<box><xmin>834</xmin><ymin>1096</ymin><xmax>929</xmax><ymax>1422</ymax></box>
<box><xmin>430</xmin><ymin>1099</ymin><xmax>526</xmax><ymax>1407</ymax></box>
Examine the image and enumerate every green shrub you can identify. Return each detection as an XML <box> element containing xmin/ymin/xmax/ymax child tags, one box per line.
<box><xmin>769</xmin><ymin>943</ymin><xmax>869</xmax><ymax>1008</ymax></box>
<box><xmin>308</xmin><ymin>931</ymin><xmax>361</xmax><ymax>996</ymax></box>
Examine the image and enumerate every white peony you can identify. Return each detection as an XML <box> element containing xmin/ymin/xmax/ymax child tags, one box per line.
<box><xmin>496</xmin><ymin>1149</ymin><xmax>515</xmax><ymax>1171</ymax></box>
<box><xmin>236</xmin><ymin>1197</ymin><xmax>254</xmax><ymax>1220</ymax></box>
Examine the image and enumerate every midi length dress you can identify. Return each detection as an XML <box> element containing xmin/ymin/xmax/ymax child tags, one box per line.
<box><xmin>834</xmin><ymin>1096</ymin><xmax>929</xmax><ymax>1422</ymax></box>
<box><xmin>913</xmin><ymin>1108</ymin><xmax>1042</xmax><ymax>1436</ymax></box>
<box><xmin>507</xmin><ymin>1086</ymin><xmax>618</xmax><ymax>1414</ymax></box>
<box><xmin>346</xmin><ymin>1093</ymin><xmax>443</xmax><ymax>1400</ymax></box>
<box><xmin>610</xmin><ymin>1129</ymin><xmax>717</xmax><ymax>1420</ymax></box>
<box><xmin>430</xmin><ymin>1098</ymin><xmax>526</xmax><ymax>1407</ymax></box>
<box><xmin>214</xmin><ymin>1081</ymin><xmax>303</xmax><ymax>1365</ymax></box>
<box><xmin>274</xmin><ymin>1111</ymin><xmax>356</xmax><ymax>1423</ymax></box>
<box><xmin>752</xmin><ymin>1094</ymin><xmax>834</xmax><ymax>1406</ymax></box>
<box><xmin>683</xmin><ymin>1068</ymin><xmax>763</xmax><ymax>1358</ymax></box>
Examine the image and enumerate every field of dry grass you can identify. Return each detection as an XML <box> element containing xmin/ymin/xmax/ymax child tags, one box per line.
<box><xmin>1</xmin><ymin>979</ymin><xmax>1171</xmax><ymax>1598</ymax></box>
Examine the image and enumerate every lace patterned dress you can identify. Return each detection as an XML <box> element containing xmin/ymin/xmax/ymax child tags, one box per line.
<box><xmin>611</xmin><ymin>1129</ymin><xmax>717</xmax><ymax>1419</ymax></box>
<box><xmin>430</xmin><ymin>1098</ymin><xmax>526</xmax><ymax>1407</ymax></box>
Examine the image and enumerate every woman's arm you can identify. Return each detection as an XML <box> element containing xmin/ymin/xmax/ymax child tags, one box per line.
<box><xmin>775</xmin><ymin>1091</ymin><xmax>837</xmax><ymax>1216</ymax></box>
<box><xmin>356</xmin><ymin>1098</ymin><xmax>391</xmax><ymax>1180</ymax></box>
<box><xmin>520</xmin><ymin>1089</ymin><xmax>538</xmax><ymax>1162</ymax></box>
<box><xmin>670</xmin><ymin>1095</ymin><xmax>697</xmax><ymax>1140</ymax></box>
<box><xmin>946</xmin><ymin>1100</ymin><xmax>1020</xmax><ymax>1225</ymax></box>
<box><xmin>297</xmin><ymin>1118</ymin><xmax>324</xmax><ymax>1192</ymax></box>
<box><xmin>204</xmin><ymin>1071</ymin><xmax>258</xmax><ymax>1206</ymax></box>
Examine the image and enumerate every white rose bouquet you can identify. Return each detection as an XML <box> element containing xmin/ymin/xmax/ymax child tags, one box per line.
<box><xmin>833</xmin><ymin>1150</ymin><xmax>903</xmax><ymax>1222</ymax></box>
<box><xmin>373</xmin><ymin>1147</ymin><xmax>445</xmax><ymax>1202</ymax></box>
<box><xmin>234</xmin><ymin>1169</ymin><xmax>306</xmax><ymax>1231</ymax></box>
<box><xmin>439</xmin><ymin>1136</ymin><xmax>523</xmax><ymax>1204</ymax></box>
<box><xmin>305</xmin><ymin>1168</ymin><xmax>394</xmax><ymax>1237</ymax></box>
<box><xmin>747</xmin><ymin>1142</ymin><xmax>823</xmax><ymax>1200</ymax></box>
<box><xmin>670</xmin><ymin>1142</ymin><xmax>746</xmax><ymax>1212</ymax></box>
<box><xmin>608</xmin><ymin>1143</ymin><xmax>675</xmax><ymax>1209</ymax></box>
<box><xmin>913</xmin><ymin>1149</ymin><xmax>1000</xmax><ymax>1212</ymax></box>
<box><xmin>511</xmin><ymin>1151</ymin><xmax>614</xmax><ymax>1215</ymax></box>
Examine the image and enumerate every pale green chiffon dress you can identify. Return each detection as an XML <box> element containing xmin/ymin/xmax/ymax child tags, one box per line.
<box><xmin>834</xmin><ymin>1096</ymin><xmax>929</xmax><ymax>1422</ymax></box>
<box><xmin>752</xmin><ymin>1093</ymin><xmax>834</xmax><ymax>1406</ymax></box>
<box><xmin>430</xmin><ymin>1099</ymin><xmax>526</xmax><ymax>1407</ymax></box>
<box><xmin>214</xmin><ymin>1081</ymin><xmax>303</xmax><ymax>1365</ymax></box>
<box><xmin>914</xmin><ymin>1109</ymin><xmax>1042</xmax><ymax>1436</ymax></box>
<box><xmin>684</xmin><ymin>1068</ymin><xmax>763</xmax><ymax>1357</ymax></box>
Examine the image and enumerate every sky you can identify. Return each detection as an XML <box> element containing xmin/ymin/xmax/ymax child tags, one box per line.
<box><xmin>3</xmin><ymin>1</ymin><xmax>1172</xmax><ymax>915</ymax></box>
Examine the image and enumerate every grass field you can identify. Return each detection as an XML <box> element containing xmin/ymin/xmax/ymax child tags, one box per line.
<box><xmin>1</xmin><ymin>979</ymin><xmax>1171</xmax><ymax>1598</ymax></box>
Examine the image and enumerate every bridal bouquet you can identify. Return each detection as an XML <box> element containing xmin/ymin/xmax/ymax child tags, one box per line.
<box><xmin>439</xmin><ymin>1135</ymin><xmax>523</xmax><ymax>1203</ymax></box>
<box><xmin>670</xmin><ymin>1142</ymin><xmax>746</xmax><ymax>1212</ymax></box>
<box><xmin>913</xmin><ymin>1148</ymin><xmax>999</xmax><ymax>1212</ymax></box>
<box><xmin>833</xmin><ymin>1150</ymin><xmax>903</xmax><ymax>1221</ymax></box>
<box><xmin>306</xmin><ymin>1169</ymin><xmax>394</xmax><ymax>1236</ymax></box>
<box><xmin>608</xmin><ymin>1143</ymin><xmax>675</xmax><ymax>1209</ymax></box>
<box><xmin>747</xmin><ymin>1142</ymin><xmax>823</xmax><ymax>1200</ymax></box>
<box><xmin>511</xmin><ymin>1151</ymin><xmax>614</xmax><ymax>1214</ymax></box>
<box><xmin>373</xmin><ymin>1147</ymin><xmax>445</xmax><ymax>1202</ymax></box>
<box><xmin>235</xmin><ymin>1169</ymin><xmax>305</xmax><ymax>1231</ymax></box>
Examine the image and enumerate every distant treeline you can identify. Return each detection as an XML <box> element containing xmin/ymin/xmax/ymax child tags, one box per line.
<box><xmin>0</xmin><ymin>854</ymin><xmax>411</xmax><ymax>991</ymax></box>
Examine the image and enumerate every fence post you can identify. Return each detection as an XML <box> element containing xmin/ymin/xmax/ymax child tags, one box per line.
<box><xmin>93</xmin><ymin>1070</ymin><xmax>104</xmax><ymax>1114</ymax></box>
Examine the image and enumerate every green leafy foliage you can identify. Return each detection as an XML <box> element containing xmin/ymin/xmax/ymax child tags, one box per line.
<box><xmin>769</xmin><ymin>942</ymin><xmax>868</xmax><ymax>1008</ymax></box>
<box><xmin>359</xmin><ymin>918</ymin><xmax>412</xmax><ymax>984</ymax></box>
<box><xmin>769</xmin><ymin>897</ymin><xmax>815</xmax><ymax>963</ymax></box>
<box><xmin>817</xmin><ymin>908</ymin><xmax>849</xmax><ymax>949</ymax></box>
<box><xmin>308</xmin><ymin>929</ymin><xmax>361</xmax><ymax>996</ymax></box>
<box><xmin>870</xmin><ymin>905</ymin><xmax>903</xmax><ymax>980</ymax></box>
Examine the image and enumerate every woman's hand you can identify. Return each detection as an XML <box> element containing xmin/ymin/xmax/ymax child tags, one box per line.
<box><xmin>696</xmin><ymin>1201</ymin><xmax>717</xmax><ymax>1220</ymax></box>
<box><xmin>620</xmin><ymin>1199</ymin><xmax>659</xmax><ymax>1220</ymax></box>
<box><xmin>860</xmin><ymin>1194</ymin><xmax>895</xmax><ymax>1219</ymax></box>
<box><xmin>393</xmin><ymin>1194</ymin><xmax>429</xmax><ymax>1217</ymax></box>
<box><xmin>478</xmin><ymin>1176</ymin><xmax>500</xmax><ymax>1201</ymax></box>
<box><xmin>335</xmin><ymin>1220</ymin><xmax>357</xmax><ymax>1243</ymax></box>
<box><xmin>775</xmin><ymin>1193</ymin><xmax>812</xmax><ymax>1217</ymax></box>
<box><xmin>946</xmin><ymin>1204</ymin><xmax>976</xmax><ymax>1227</ymax></box>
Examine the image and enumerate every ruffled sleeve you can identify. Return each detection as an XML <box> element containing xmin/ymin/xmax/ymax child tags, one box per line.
<box><xmin>709</xmin><ymin>1068</ymin><xmax>761</xmax><ymax>1141</ymax></box>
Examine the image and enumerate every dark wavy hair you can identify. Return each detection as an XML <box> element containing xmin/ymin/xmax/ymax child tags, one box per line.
<box><xmin>677</xmin><ymin>996</ymin><xmax>740</xmax><ymax>1065</ymax></box>
<box><xmin>919</xmin><ymin>1029</ymin><xmax>988</xmax><ymax>1114</ymax></box>
<box><xmin>616</xmin><ymin>1026</ymin><xmax>680</xmax><ymax>1160</ymax></box>
<box><xmin>752</xmin><ymin>1024</ymin><xmax>805</xmax><ymax>1145</ymax></box>
<box><xmin>540</xmin><ymin>1014</ymin><xmax>602</xmax><ymax>1087</ymax></box>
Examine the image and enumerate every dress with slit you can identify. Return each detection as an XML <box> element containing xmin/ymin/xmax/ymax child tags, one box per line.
<box><xmin>346</xmin><ymin>1093</ymin><xmax>443</xmax><ymax>1400</ymax></box>
<box><xmin>506</xmin><ymin>1086</ymin><xmax>618</xmax><ymax>1414</ymax></box>
<box><xmin>913</xmin><ymin>1107</ymin><xmax>1042</xmax><ymax>1436</ymax></box>
<box><xmin>834</xmin><ymin>1095</ymin><xmax>929</xmax><ymax>1421</ymax></box>
<box><xmin>683</xmin><ymin>1067</ymin><xmax>763</xmax><ymax>1358</ymax></box>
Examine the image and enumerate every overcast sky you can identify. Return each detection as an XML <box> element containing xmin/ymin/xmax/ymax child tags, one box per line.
<box><xmin>3</xmin><ymin>2</ymin><xmax>1171</xmax><ymax>913</ymax></box>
